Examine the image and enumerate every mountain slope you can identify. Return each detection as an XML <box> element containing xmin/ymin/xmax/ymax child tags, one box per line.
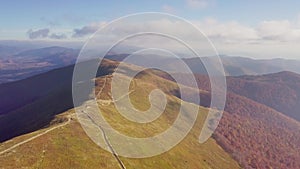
<box><xmin>2</xmin><ymin>57</ymin><xmax>300</xmax><ymax>168</ymax></box>
<box><xmin>215</xmin><ymin>92</ymin><xmax>300</xmax><ymax>169</ymax></box>
<box><xmin>0</xmin><ymin>59</ymin><xmax>116</xmax><ymax>142</ymax></box>
<box><xmin>0</xmin><ymin>66</ymin><xmax>240</xmax><ymax>168</ymax></box>
<box><xmin>157</xmin><ymin>72</ymin><xmax>300</xmax><ymax>169</ymax></box>
<box><xmin>227</xmin><ymin>71</ymin><xmax>300</xmax><ymax>121</ymax></box>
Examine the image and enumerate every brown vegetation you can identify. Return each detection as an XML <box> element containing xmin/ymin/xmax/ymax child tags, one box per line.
<box><xmin>158</xmin><ymin>71</ymin><xmax>300</xmax><ymax>169</ymax></box>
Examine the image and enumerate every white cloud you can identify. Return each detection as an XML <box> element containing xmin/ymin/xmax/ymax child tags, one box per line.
<box><xmin>192</xmin><ymin>18</ymin><xmax>259</xmax><ymax>43</ymax></box>
<box><xmin>72</xmin><ymin>22</ymin><xmax>107</xmax><ymax>38</ymax></box>
<box><xmin>74</xmin><ymin>19</ymin><xmax>300</xmax><ymax>44</ymax></box>
<box><xmin>257</xmin><ymin>20</ymin><xmax>300</xmax><ymax>42</ymax></box>
<box><xmin>26</xmin><ymin>28</ymin><xmax>69</xmax><ymax>40</ymax></box>
<box><xmin>258</xmin><ymin>20</ymin><xmax>291</xmax><ymax>40</ymax></box>
<box><xmin>39</xmin><ymin>16</ymin><xmax>300</xmax><ymax>59</ymax></box>
<box><xmin>49</xmin><ymin>33</ymin><xmax>67</xmax><ymax>39</ymax></box>
<box><xmin>27</xmin><ymin>28</ymin><xmax>50</xmax><ymax>39</ymax></box>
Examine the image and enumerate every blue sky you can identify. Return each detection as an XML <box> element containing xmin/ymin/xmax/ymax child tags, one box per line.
<box><xmin>1</xmin><ymin>0</ymin><xmax>300</xmax><ymax>58</ymax></box>
<box><xmin>1</xmin><ymin>0</ymin><xmax>299</xmax><ymax>36</ymax></box>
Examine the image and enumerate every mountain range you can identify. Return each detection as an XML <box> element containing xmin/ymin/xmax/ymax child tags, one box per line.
<box><xmin>2</xmin><ymin>46</ymin><xmax>300</xmax><ymax>84</ymax></box>
<box><xmin>0</xmin><ymin>53</ymin><xmax>300</xmax><ymax>168</ymax></box>
<box><xmin>0</xmin><ymin>46</ymin><xmax>79</xmax><ymax>83</ymax></box>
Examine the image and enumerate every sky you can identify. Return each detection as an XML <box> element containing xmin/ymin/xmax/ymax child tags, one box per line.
<box><xmin>1</xmin><ymin>0</ymin><xmax>300</xmax><ymax>59</ymax></box>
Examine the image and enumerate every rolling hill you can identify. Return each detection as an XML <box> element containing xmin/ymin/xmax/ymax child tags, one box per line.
<box><xmin>0</xmin><ymin>60</ymin><xmax>240</xmax><ymax>169</ymax></box>
<box><xmin>1</xmin><ymin>57</ymin><xmax>300</xmax><ymax>168</ymax></box>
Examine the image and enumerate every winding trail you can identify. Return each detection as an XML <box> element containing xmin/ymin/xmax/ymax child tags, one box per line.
<box><xmin>96</xmin><ymin>76</ymin><xmax>107</xmax><ymax>99</ymax></box>
<box><xmin>0</xmin><ymin>116</ymin><xmax>72</xmax><ymax>156</ymax></box>
<box><xmin>88</xmin><ymin>75</ymin><xmax>126</xmax><ymax>169</ymax></box>
<box><xmin>81</xmin><ymin>109</ymin><xmax>126</xmax><ymax>169</ymax></box>
<box><xmin>97</xmin><ymin>76</ymin><xmax>135</xmax><ymax>106</ymax></box>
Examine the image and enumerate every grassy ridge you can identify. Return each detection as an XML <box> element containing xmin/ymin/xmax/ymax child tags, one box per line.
<box><xmin>0</xmin><ymin>65</ymin><xmax>240</xmax><ymax>168</ymax></box>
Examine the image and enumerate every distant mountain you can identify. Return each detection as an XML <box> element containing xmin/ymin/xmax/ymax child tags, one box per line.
<box><xmin>0</xmin><ymin>46</ymin><xmax>79</xmax><ymax>84</ymax></box>
<box><xmin>1</xmin><ymin>46</ymin><xmax>300</xmax><ymax>84</ymax></box>
<box><xmin>220</xmin><ymin>56</ymin><xmax>300</xmax><ymax>76</ymax></box>
<box><xmin>0</xmin><ymin>45</ymin><xmax>25</xmax><ymax>58</ymax></box>
<box><xmin>7</xmin><ymin>46</ymin><xmax>79</xmax><ymax>67</ymax></box>
<box><xmin>180</xmin><ymin>56</ymin><xmax>300</xmax><ymax>76</ymax></box>
<box><xmin>105</xmin><ymin>54</ymin><xmax>300</xmax><ymax>76</ymax></box>
<box><xmin>227</xmin><ymin>71</ymin><xmax>300</xmax><ymax>122</ymax></box>
<box><xmin>0</xmin><ymin>40</ymin><xmax>83</xmax><ymax>51</ymax></box>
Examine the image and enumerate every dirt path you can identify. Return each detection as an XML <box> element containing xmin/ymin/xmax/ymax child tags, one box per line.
<box><xmin>97</xmin><ymin>76</ymin><xmax>135</xmax><ymax>106</ymax></box>
<box><xmin>88</xmin><ymin>75</ymin><xmax>126</xmax><ymax>169</ymax></box>
<box><xmin>81</xmin><ymin>109</ymin><xmax>126</xmax><ymax>169</ymax></box>
<box><xmin>0</xmin><ymin>116</ymin><xmax>72</xmax><ymax>156</ymax></box>
<box><xmin>96</xmin><ymin>76</ymin><xmax>107</xmax><ymax>99</ymax></box>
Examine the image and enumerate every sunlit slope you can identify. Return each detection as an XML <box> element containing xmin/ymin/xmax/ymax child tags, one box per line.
<box><xmin>94</xmin><ymin>73</ymin><xmax>240</xmax><ymax>169</ymax></box>
<box><xmin>0</xmin><ymin>63</ymin><xmax>240</xmax><ymax>169</ymax></box>
<box><xmin>0</xmin><ymin>110</ymin><xmax>120</xmax><ymax>169</ymax></box>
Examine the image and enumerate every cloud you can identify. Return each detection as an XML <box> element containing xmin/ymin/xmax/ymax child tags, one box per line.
<box><xmin>257</xmin><ymin>20</ymin><xmax>300</xmax><ymax>42</ymax></box>
<box><xmin>192</xmin><ymin>18</ymin><xmax>260</xmax><ymax>43</ymax></box>
<box><xmin>76</xmin><ymin>17</ymin><xmax>300</xmax><ymax>58</ymax></box>
<box><xmin>72</xmin><ymin>22</ymin><xmax>106</xmax><ymax>38</ymax></box>
<box><xmin>258</xmin><ymin>20</ymin><xmax>291</xmax><ymax>40</ymax></box>
<box><xmin>73</xmin><ymin>26</ymin><xmax>97</xmax><ymax>37</ymax></box>
<box><xmin>186</xmin><ymin>0</ymin><xmax>209</xmax><ymax>9</ymax></box>
<box><xmin>26</xmin><ymin>16</ymin><xmax>300</xmax><ymax>59</ymax></box>
<box><xmin>49</xmin><ymin>33</ymin><xmax>67</xmax><ymax>39</ymax></box>
<box><xmin>27</xmin><ymin>28</ymin><xmax>67</xmax><ymax>39</ymax></box>
<box><xmin>27</xmin><ymin>28</ymin><xmax>50</xmax><ymax>39</ymax></box>
<box><xmin>74</xmin><ymin>18</ymin><xmax>300</xmax><ymax>45</ymax></box>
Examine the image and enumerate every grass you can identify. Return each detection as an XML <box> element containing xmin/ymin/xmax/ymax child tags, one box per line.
<box><xmin>0</xmin><ymin>64</ymin><xmax>240</xmax><ymax>169</ymax></box>
<box><xmin>0</xmin><ymin>110</ymin><xmax>119</xmax><ymax>169</ymax></box>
